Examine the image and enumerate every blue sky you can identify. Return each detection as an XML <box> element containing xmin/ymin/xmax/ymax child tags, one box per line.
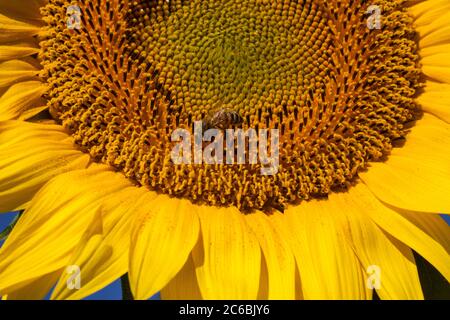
<box><xmin>0</xmin><ymin>211</ymin><xmax>449</xmax><ymax>299</ymax></box>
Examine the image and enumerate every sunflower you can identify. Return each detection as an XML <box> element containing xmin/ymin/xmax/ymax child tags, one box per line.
<box><xmin>0</xmin><ymin>0</ymin><xmax>449</xmax><ymax>300</ymax></box>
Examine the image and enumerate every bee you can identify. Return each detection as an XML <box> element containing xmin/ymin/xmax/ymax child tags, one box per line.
<box><xmin>202</xmin><ymin>106</ymin><xmax>244</xmax><ymax>131</ymax></box>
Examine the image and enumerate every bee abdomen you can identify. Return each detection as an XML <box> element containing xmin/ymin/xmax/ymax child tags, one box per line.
<box><xmin>203</xmin><ymin>109</ymin><xmax>243</xmax><ymax>131</ymax></box>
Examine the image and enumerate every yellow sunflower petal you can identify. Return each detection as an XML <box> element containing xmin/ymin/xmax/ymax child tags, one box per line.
<box><xmin>0</xmin><ymin>80</ymin><xmax>46</xmax><ymax>121</ymax></box>
<box><xmin>0</xmin><ymin>0</ymin><xmax>43</xmax><ymax>22</ymax></box>
<box><xmin>277</xmin><ymin>201</ymin><xmax>370</xmax><ymax>300</ymax></box>
<box><xmin>360</xmin><ymin>114</ymin><xmax>450</xmax><ymax>214</ymax></box>
<box><xmin>0</xmin><ymin>14</ymin><xmax>40</xmax><ymax>42</ymax></box>
<box><xmin>0</xmin><ymin>120</ymin><xmax>68</xmax><ymax>147</ymax></box>
<box><xmin>0</xmin><ymin>60</ymin><xmax>38</xmax><ymax>88</ymax></box>
<box><xmin>129</xmin><ymin>195</ymin><xmax>200</xmax><ymax>300</ymax></box>
<box><xmin>0</xmin><ymin>165</ymin><xmax>132</xmax><ymax>294</ymax></box>
<box><xmin>51</xmin><ymin>187</ymin><xmax>152</xmax><ymax>300</ymax></box>
<box><xmin>417</xmin><ymin>81</ymin><xmax>450</xmax><ymax>123</ymax></box>
<box><xmin>360</xmin><ymin>156</ymin><xmax>450</xmax><ymax>214</ymax></box>
<box><xmin>192</xmin><ymin>206</ymin><xmax>261</xmax><ymax>300</ymax></box>
<box><xmin>390</xmin><ymin>113</ymin><xmax>450</xmax><ymax>162</ymax></box>
<box><xmin>50</xmin><ymin>210</ymin><xmax>107</xmax><ymax>300</ymax></box>
<box><xmin>257</xmin><ymin>257</ymin><xmax>269</xmax><ymax>300</ymax></box>
<box><xmin>414</xmin><ymin>11</ymin><xmax>450</xmax><ymax>38</ymax></box>
<box><xmin>418</xmin><ymin>25</ymin><xmax>450</xmax><ymax>49</ymax></box>
<box><xmin>18</xmin><ymin>105</ymin><xmax>49</xmax><ymax>120</ymax></box>
<box><xmin>412</xmin><ymin>0</ymin><xmax>450</xmax><ymax>50</ymax></box>
<box><xmin>327</xmin><ymin>186</ymin><xmax>424</xmax><ymax>299</ymax></box>
<box><xmin>0</xmin><ymin>121</ymin><xmax>89</xmax><ymax>212</ymax></box>
<box><xmin>2</xmin><ymin>270</ymin><xmax>61</xmax><ymax>300</ymax></box>
<box><xmin>421</xmin><ymin>54</ymin><xmax>450</xmax><ymax>83</ymax></box>
<box><xmin>422</xmin><ymin>66</ymin><xmax>450</xmax><ymax>84</ymax></box>
<box><xmin>398</xmin><ymin>211</ymin><xmax>450</xmax><ymax>254</ymax></box>
<box><xmin>420</xmin><ymin>44</ymin><xmax>450</xmax><ymax>58</ymax></box>
<box><xmin>294</xmin><ymin>267</ymin><xmax>304</xmax><ymax>300</ymax></box>
<box><xmin>161</xmin><ymin>255</ymin><xmax>203</xmax><ymax>300</ymax></box>
<box><xmin>244</xmin><ymin>211</ymin><xmax>296</xmax><ymax>300</ymax></box>
<box><xmin>372</xmin><ymin>213</ymin><xmax>450</xmax><ymax>282</ymax></box>
<box><xmin>411</xmin><ymin>1</ymin><xmax>450</xmax><ymax>28</ymax></box>
<box><xmin>347</xmin><ymin>184</ymin><xmax>450</xmax><ymax>281</ymax></box>
<box><xmin>0</xmin><ymin>45</ymin><xmax>39</xmax><ymax>62</ymax></box>
<box><xmin>408</xmin><ymin>0</ymin><xmax>450</xmax><ymax>19</ymax></box>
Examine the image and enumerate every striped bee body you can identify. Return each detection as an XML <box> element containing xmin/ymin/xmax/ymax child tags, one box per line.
<box><xmin>202</xmin><ymin>108</ymin><xmax>244</xmax><ymax>131</ymax></box>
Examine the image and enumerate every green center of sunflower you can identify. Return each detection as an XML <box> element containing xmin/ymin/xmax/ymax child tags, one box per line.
<box><xmin>40</xmin><ymin>0</ymin><xmax>421</xmax><ymax>211</ymax></box>
<box><xmin>134</xmin><ymin>0</ymin><xmax>330</xmax><ymax>111</ymax></box>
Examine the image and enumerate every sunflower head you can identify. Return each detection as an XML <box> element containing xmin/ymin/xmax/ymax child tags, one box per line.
<box><xmin>0</xmin><ymin>0</ymin><xmax>449</xmax><ymax>301</ymax></box>
<box><xmin>40</xmin><ymin>0</ymin><xmax>421</xmax><ymax>211</ymax></box>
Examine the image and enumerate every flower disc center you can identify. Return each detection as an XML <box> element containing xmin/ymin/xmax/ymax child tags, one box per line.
<box><xmin>41</xmin><ymin>0</ymin><xmax>421</xmax><ymax>211</ymax></box>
